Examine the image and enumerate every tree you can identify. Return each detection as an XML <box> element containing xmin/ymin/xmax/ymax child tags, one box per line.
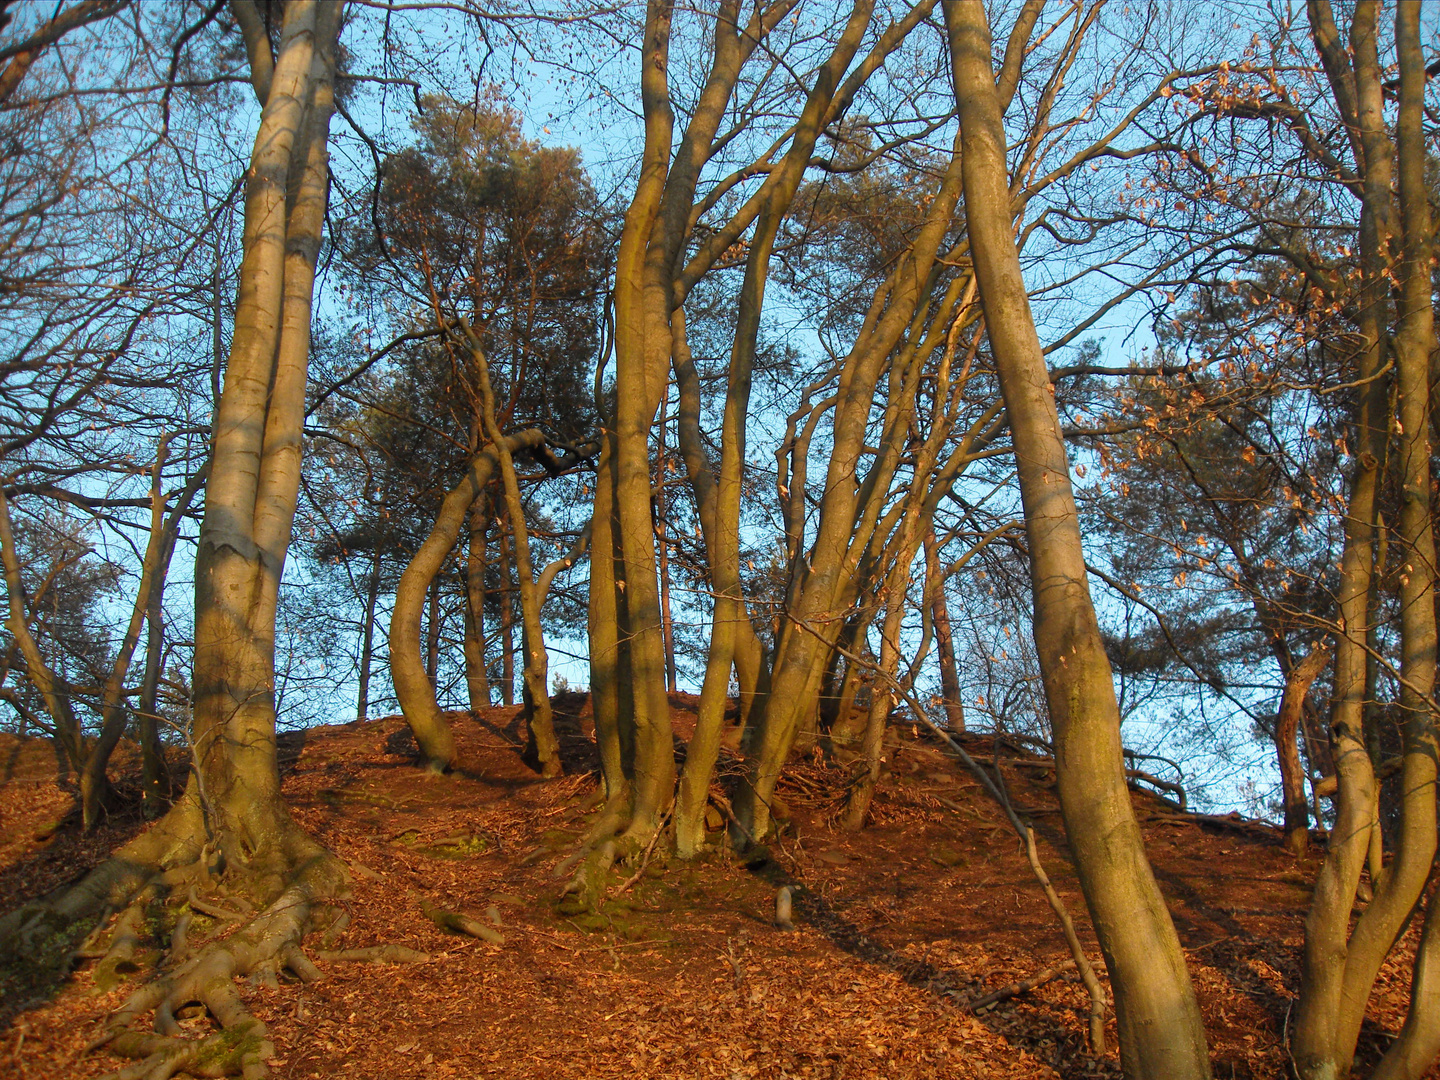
<box><xmin>335</xmin><ymin>96</ymin><xmax>607</xmax><ymax>773</ymax></box>
<box><xmin>945</xmin><ymin>1</ymin><xmax>1211</xmax><ymax>1075</ymax></box>
<box><xmin>3</xmin><ymin>6</ymin><xmax>349</xmax><ymax>1077</ymax></box>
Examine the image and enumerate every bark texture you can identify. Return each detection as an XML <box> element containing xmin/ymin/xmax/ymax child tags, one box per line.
<box><xmin>390</xmin><ymin>430</ymin><xmax>547</xmax><ymax>770</ymax></box>
<box><xmin>946</xmin><ymin>2</ymin><xmax>1210</xmax><ymax>1075</ymax></box>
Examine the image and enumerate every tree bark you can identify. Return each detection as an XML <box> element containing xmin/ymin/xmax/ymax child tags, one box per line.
<box><xmin>655</xmin><ymin>392</ymin><xmax>677</xmax><ymax>693</ymax></box>
<box><xmin>924</xmin><ymin>530</ymin><xmax>965</xmax><ymax>732</ymax></box>
<box><xmin>464</xmin><ymin>500</ymin><xmax>491</xmax><ymax>710</ymax></box>
<box><xmin>424</xmin><ymin>573</ymin><xmax>441</xmax><ymax>682</ymax></box>
<box><xmin>945</xmin><ymin>2</ymin><xmax>1211</xmax><ymax>1075</ymax></box>
<box><xmin>468</xmin><ymin>327</ymin><xmax>561</xmax><ymax>776</ymax></box>
<box><xmin>1293</xmin><ymin>4</ymin><xmax>1438</xmax><ymax>1076</ymax></box>
<box><xmin>498</xmin><ymin>512</ymin><xmax>515</xmax><ymax>707</ymax></box>
<box><xmin>1277</xmin><ymin>644</ymin><xmax>1330</xmax><ymax>855</ymax></box>
<box><xmin>389</xmin><ymin>431</ymin><xmax>546</xmax><ymax>770</ymax></box>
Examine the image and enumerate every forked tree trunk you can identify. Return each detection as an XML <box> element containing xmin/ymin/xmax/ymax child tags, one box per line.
<box><xmin>0</xmin><ymin>17</ymin><xmax>349</xmax><ymax>1077</ymax></box>
<box><xmin>190</xmin><ymin>0</ymin><xmax>346</xmax><ymax>868</ymax></box>
<box><xmin>673</xmin><ymin>0</ymin><xmax>874</xmax><ymax>855</ymax></box>
<box><xmin>945</xmin><ymin>2</ymin><xmax>1211</xmax><ymax>1075</ymax></box>
<box><xmin>1293</xmin><ymin>5</ymin><xmax>1439</xmax><ymax>1078</ymax></box>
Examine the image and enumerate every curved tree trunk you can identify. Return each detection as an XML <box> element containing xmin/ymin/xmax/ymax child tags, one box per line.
<box><xmin>469</xmin><ymin>327</ymin><xmax>561</xmax><ymax>776</ymax></box>
<box><xmin>945</xmin><ymin>2</ymin><xmax>1211</xmax><ymax>1075</ymax></box>
<box><xmin>1277</xmin><ymin>644</ymin><xmax>1330</xmax><ymax>855</ymax></box>
<box><xmin>389</xmin><ymin>430</ymin><xmax>545</xmax><ymax>771</ymax></box>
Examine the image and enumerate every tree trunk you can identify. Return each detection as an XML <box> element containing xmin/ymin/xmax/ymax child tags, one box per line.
<box><xmin>498</xmin><ymin>512</ymin><xmax>515</xmax><ymax>707</ymax></box>
<box><xmin>655</xmin><ymin>392</ymin><xmax>678</xmax><ymax>693</ymax></box>
<box><xmin>138</xmin><ymin>556</ymin><xmax>168</xmax><ymax>816</ymax></box>
<box><xmin>425</xmin><ymin>573</ymin><xmax>441</xmax><ymax>682</ymax></box>
<box><xmin>469</xmin><ymin>328</ymin><xmax>561</xmax><ymax>776</ymax></box>
<box><xmin>842</xmin><ymin>590</ymin><xmax>902</xmax><ymax>831</ymax></box>
<box><xmin>389</xmin><ymin>431</ymin><xmax>546</xmax><ymax>770</ymax></box>
<box><xmin>464</xmin><ymin>499</ymin><xmax>491</xmax><ymax>710</ymax></box>
<box><xmin>356</xmin><ymin>548</ymin><xmax>381</xmax><ymax>721</ymax></box>
<box><xmin>946</xmin><ymin>2</ymin><xmax>1211</xmax><ymax>1075</ymax></box>
<box><xmin>1</xmin><ymin>15</ymin><xmax>351</xmax><ymax>1075</ymax></box>
<box><xmin>924</xmin><ymin>530</ymin><xmax>965</xmax><ymax>732</ymax></box>
<box><xmin>190</xmin><ymin>0</ymin><xmax>348</xmax><ymax>866</ymax></box>
<box><xmin>1277</xmin><ymin>644</ymin><xmax>1330</xmax><ymax>855</ymax></box>
<box><xmin>1293</xmin><ymin>4</ymin><xmax>1437</xmax><ymax>1076</ymax></box>
<box><xmin>671</xmin><ymin>309</ymin><xmax>769</xmax><ymax>729</ymax></box>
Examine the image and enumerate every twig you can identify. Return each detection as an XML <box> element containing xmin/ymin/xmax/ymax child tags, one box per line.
<box><xmin>967</xmin><ymin>958</ymin><xmax>1077</xmax><ymax>1012</ymax></box>
<box><xmin>612</xmin><ymin>811</ymin><xmax>670</xmax><ymax>895</ymax></box>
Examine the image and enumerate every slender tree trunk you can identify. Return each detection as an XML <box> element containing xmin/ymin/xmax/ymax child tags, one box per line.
<box><xmin>464</xmin><ymin>499</ymin><xmax>491</xmax><ymax>710</ymax></box>
<box><xmin>656</xmin><ymin>392</ymin><xmax>677</xmax><ymax>693</ymax></box>
<box><xmin>842</xmin><ymin>588</ymin><xmax>902</xmax><ymax>831</ymax></box>
<box><xmin>1293</xmin><ymin>5</ymin><xmax>1429</xmax><ymax>1076</ymax></box>
<box><xmin>389</xmin><ymin>432</ymin><xmax>545</xmax><ymax>770</ymax></box>
<box><xmin>138</xmin><ymin>558</ymin><xmax>168</xmax><ymax>816</ymax></box>
<box><xmin>469</xmin><ymin>329</ymin><xmax>561</xmax><ymax>775</ymax></box>
<box><xmin>1326</xmin><ymin>9</ymin><xmax>1440</xmax><ymax>1075</ymax></box>
<box><xmin>674</xmin><ymin>2</ymin><xmax>874</xmax><ymax>852</ymax></box>
<box><xmin>0</xmin><ymin>488</ymin><xmax>85</xmax><ymax>774</ymax></box>
<box><xmin>498</xmin><ymin>512</ymin><xmax>515</xmax><ymax>707</ymax></box>
<box><xmin>672</xmin><ymin>310</ymin><xmax>768</xmax><ymax>727</ymax></box>
<box><xmin>356</xmin><ymin>549</ymin><xmax>380</xmax><ymax>721</ymax></box>
<box><xmin>946</xmin><ymin>2</ymin><xmax>1210</xmax><ymax>1074</ymax></box>
<box><xmin>587</xmin><ymin>432</ymin><xmax>631</xmax><ymax>812</ymax></box>
<box><xmin>1277</xmin><ymin>645</ymin><xmax>1330</xmax><ymax>855</ymax></box>
<box><xmin>924</xmin><ymin>530</ymin><xmax>965</xmax><ymax>732</ymax></box>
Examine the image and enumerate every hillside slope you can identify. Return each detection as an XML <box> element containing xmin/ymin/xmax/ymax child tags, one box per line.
<box><xmin>0</xmin><ymin>696</ymin><xmax>1430</xmax><ymax>1080</ymax></box>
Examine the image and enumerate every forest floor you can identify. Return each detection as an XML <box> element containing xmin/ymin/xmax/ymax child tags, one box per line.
<box><xmin>0</xmin><ymin>693</ymin><xmax>1432</xmax><ymax>1080</ymax></box>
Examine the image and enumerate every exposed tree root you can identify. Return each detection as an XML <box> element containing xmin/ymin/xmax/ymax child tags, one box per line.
<box><xmin>558</xmin><ymin>839</ymin><xmax>617</xmax><ymax>913</ymax></box>
<box><xmin>0</xmin><ymin>785</ymin><xmax>207</xmax><ymax>974</ymax></box>
<box><xmin>0</xmin><ymin>782</ymin><xmax>356</xmax><ymax>1080</ymax></box>
<box><xmin>415</xmin><ymin>893</ymin><xmax>504</xmax><ymax>945</ymax></box>
<box><xmin>87</xmin><ymin>870</ymin><xmax>338</xmax><ymax>1080</ymax></box>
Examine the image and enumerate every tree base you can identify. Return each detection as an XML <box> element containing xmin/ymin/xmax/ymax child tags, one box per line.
<box><xmin>2</xmin><ymin>789</ymin><xmax>352</xmax><ymax>1080</ymax></box>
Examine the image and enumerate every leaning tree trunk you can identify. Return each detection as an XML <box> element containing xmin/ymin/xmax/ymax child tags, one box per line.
<box><xmin>945</xmin><ymin>2</ymin><xmax>1211</xmax><ymax>1076</ymax></box>
<box><xmin>390</xmin><ymin>430</ymin><xmax>547</xmax><ymax>771</ymax></box>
